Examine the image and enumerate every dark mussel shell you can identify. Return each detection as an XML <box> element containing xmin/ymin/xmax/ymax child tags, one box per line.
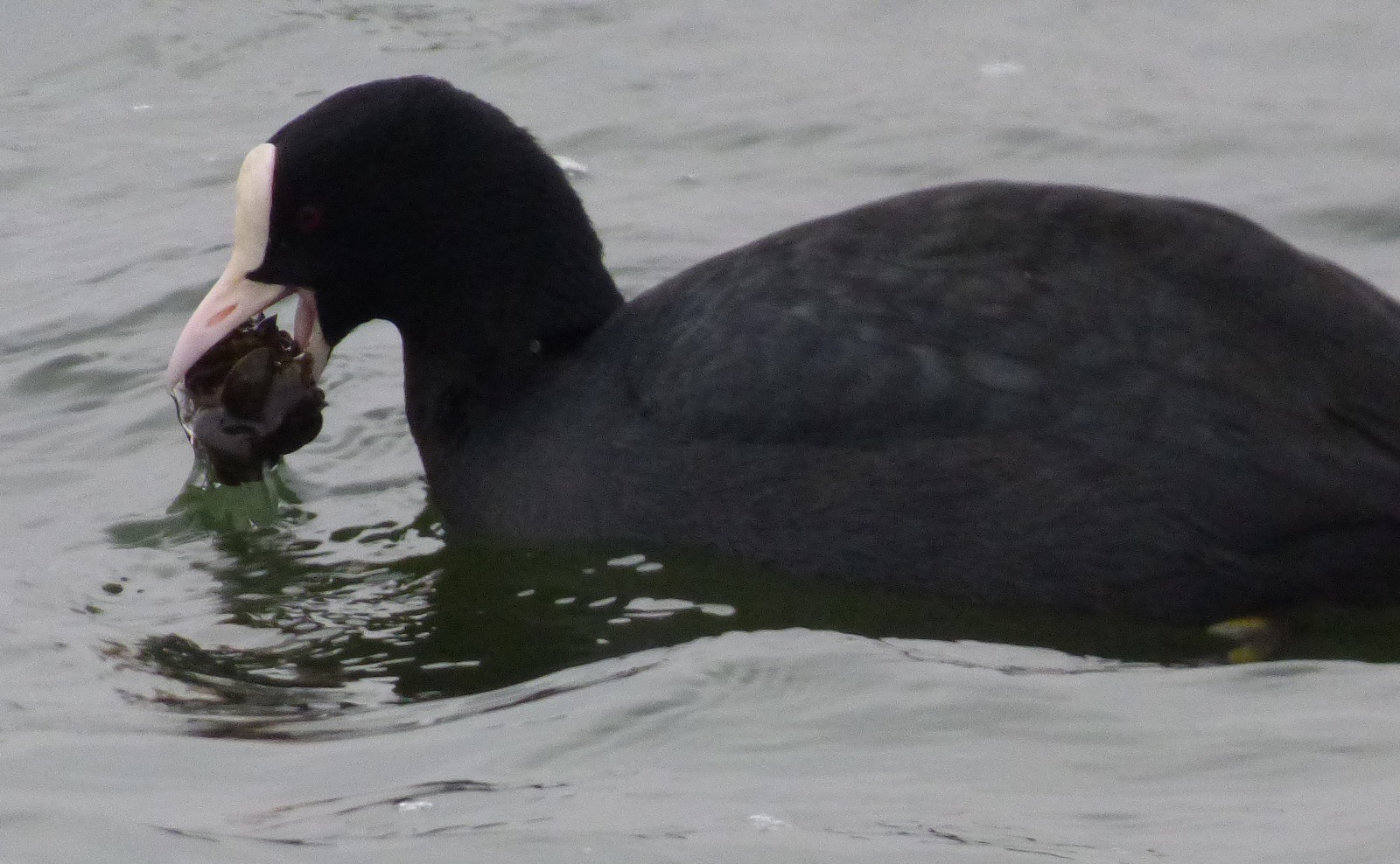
<box><xmin>181</xmin><ymin>315</ymin><xmax>325</xmax><ymax>485</ymax></box>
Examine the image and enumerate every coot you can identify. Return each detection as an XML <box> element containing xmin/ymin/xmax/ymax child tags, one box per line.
<box><xmin>168</xmin><ymin>76</ymin><xmax>1400</xmax><ymax>621</ymax></box>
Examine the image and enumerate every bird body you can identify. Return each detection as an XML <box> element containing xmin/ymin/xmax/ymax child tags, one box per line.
<box><xmin>168</xmin><ymin>77</ymin><xmax>1400</xmax><ymax>622</ymax></box>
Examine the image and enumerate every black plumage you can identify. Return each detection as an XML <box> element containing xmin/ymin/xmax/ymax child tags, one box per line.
<box><xmin>181</xmin><ymin>77</ymin><xmax>1400</xmax><ymax>620</ymax></box>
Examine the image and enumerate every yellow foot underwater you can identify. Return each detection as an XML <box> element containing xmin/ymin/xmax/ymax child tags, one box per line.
<box><xmin>1207</xmin><ymin>616</ymin><xmax>1283</xmax><ymax>663</ymax></box>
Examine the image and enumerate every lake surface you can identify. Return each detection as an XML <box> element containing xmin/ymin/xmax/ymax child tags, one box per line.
<box><xmin>4</xmin><ymin>1</ymin><xmax>1400</xmax><ymax>861</ymax></box>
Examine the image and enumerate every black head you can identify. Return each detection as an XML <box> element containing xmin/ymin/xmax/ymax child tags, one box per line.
<box><xmin>168</xmin><ymin>77</ymin><xmax>621</xmax><ymax>388</ymax></box>
<box><xmin>260</xmin><ymin>76</ymin><xmax>617</xmax><ymax>347</ymax></box>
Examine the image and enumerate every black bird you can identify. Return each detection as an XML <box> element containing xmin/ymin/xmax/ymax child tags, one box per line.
<box><xmin>168</xmin><ymin>76</ymin><xmax>1400</xmax><ymax>622</ymax></box>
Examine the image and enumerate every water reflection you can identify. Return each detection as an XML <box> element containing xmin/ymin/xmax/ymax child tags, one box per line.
<box><xmin>105</xmin><ymin>463</ymin><xmax>1400</xmax><ymax>729</ymax></box>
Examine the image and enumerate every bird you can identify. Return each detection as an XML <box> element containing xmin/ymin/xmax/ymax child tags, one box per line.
<box><xmin>167</xmin><ymin>76</ymin><xmax>1400</xmax><ymax>623</ymax></box>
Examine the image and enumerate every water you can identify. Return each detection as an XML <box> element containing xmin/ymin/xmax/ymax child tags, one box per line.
<box><xmin>3</xmin><ymin>1</ymin><xmax>1400</xmax><ymax>860</ymax></box>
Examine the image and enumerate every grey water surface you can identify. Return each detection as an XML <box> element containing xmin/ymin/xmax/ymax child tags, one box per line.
<box><xmin>4</xmin><ymin>1</ymin><xmax>1400</xmax><ymax>861</ymax></box>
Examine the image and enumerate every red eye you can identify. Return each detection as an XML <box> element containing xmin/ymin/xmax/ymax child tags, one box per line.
<box><xmin>296</xmin><ymin>204</ymin><xmax>324</xmax><ymax>233</ymax></box>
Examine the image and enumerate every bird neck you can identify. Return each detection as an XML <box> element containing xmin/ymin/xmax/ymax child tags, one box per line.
<box><xmin>398</xmin><ymin>266</ymin><xmax>623</xmax><ymax>476</ymax></box>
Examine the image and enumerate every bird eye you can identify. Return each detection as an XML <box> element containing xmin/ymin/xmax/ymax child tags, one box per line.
<box><xmin>296</xmin><ymin>204</ymin><xmax>324</xmax><ymax>233</ymax></box>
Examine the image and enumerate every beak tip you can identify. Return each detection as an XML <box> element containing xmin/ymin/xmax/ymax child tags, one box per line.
<box><xmin>165</xmin><ymin>279</ymin><xmax>293</xmax><ymax>394</ymax></box>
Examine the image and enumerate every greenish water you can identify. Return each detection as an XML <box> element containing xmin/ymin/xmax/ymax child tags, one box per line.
<box><xmin>4</xmin><ymin>1</ymin><xmax>1400</xmax><ymax>861</ymax></box>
